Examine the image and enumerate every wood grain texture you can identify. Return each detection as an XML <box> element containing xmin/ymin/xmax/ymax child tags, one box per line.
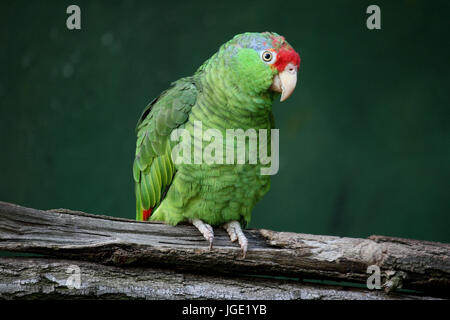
<box><xmin>0</xmin><ymin>257</ymin><xmax>439</xmax><ymax>300</ymax></box>
<box><xmin>0</xmin><ymin>201</ymin><xmax>448</xmax><ymax>298</ymax></box>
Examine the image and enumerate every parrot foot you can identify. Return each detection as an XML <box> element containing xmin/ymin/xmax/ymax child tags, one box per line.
<box><xmin>223</xmin><ymin>221</ymin><xmax>248</xmax><ymax>259</ymax></box>
<box><xmin>191</xmin><ymin>219</ymin><xmax>214</xmax><ymax>250</ymax></box>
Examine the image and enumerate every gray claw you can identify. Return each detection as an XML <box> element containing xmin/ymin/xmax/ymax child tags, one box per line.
<box><xmin>192</xmin><ymin>219</ymin><xmax>214</xmax><ymax>250</ymax></box>
<box><xmin>223</xmin><ymin>221</ymin><xmax>248</xmax><ymax>259</ymax></box>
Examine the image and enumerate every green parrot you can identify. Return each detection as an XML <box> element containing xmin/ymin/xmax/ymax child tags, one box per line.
<box><xmin>133</xmin><ymin>32</ymin><xmax>300</xmax><ymax>257</ymax></box>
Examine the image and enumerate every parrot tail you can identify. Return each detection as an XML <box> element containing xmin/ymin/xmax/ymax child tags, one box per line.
<box><xmin>143</xmin><ymin>208</ymin><xmax>153</xmax><ymax>221</ymax></box>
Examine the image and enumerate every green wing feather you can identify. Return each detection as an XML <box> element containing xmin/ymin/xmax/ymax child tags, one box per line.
<box><xmin>134</xmin><ymin>77</ymin><xmax>198</xmax><ymax>220</ymax></box>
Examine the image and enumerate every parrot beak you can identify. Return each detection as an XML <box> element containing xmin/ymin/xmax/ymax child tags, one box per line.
<box><xmin>270</xmin><ymin>63</ymin><xmax>298</xmax><ymax>102</ymax></box>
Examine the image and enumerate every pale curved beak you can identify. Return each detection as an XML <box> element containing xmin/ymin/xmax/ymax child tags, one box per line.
<box><xmin>270</xmin><ymin>63</ymin><xmax>298</xmax><ymax>102</ymax></box>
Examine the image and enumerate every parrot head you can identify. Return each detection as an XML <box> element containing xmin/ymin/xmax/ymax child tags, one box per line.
<box><xmin>214</xmin><ymin>32</ymin><xmax>301</xmax><ymax>102</ymax></box>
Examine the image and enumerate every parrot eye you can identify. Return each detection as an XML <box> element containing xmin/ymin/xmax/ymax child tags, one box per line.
<box><xmin>260</xmin><ymin>50</ymin><xmax>277</xmax><ymax>64</ymax></box>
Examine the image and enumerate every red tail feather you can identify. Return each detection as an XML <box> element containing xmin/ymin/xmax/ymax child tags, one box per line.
<box><xmin>143</xmin><ymin>208</ymin><xmax>153</xmax><ymax>221</ymax></box>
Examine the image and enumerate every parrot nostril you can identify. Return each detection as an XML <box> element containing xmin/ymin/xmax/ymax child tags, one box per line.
<box><xmin>287</xmin><ymin>65</ymin><xmax>296</xmax><ymax>74</ymax></box>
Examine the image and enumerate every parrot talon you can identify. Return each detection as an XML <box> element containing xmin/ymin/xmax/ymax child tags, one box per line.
<box><xmin>192</xmin><ymin>219</ymin><xmax>214</xmax><ymax>250</ymax></box>
<box><xmin>223</xmin><ymin>221</ymin><xmax>248</xmax><ymax>259</ymax></box>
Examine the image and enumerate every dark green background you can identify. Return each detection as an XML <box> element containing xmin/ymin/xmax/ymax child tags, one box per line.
<box><xmin>1</xmin><ymin>0</ymin><xmax>449</xmax><ymax>242</ymax></box>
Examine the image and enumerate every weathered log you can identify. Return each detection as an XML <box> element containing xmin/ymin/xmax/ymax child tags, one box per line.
<box><xmin>0</xmin><ymin>201</ymin><xmax>448</xmax><ymax>298</ymax></box>
<box><xmin>0</xmin><ymin>257</ymin><xmax>439</xmax><ymax>300</ymax></box>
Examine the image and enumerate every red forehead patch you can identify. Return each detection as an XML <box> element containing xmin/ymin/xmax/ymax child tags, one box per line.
<box><xmin>274</xmin><ymin>47</ymin><xmax>301</xmax><ymax>72</ymax></box>
<box><xmin>270</xmin><ymin>36</ymin><xmax>301</xmax><ymax>72</ymax></box>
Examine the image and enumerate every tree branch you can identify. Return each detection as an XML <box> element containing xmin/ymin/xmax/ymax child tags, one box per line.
<box><xmin>0</xmin><ymin>257</ymin><xmax>439</xmax><ymax>300</ymax></box>
<box><xmin>0</xmin><ymin>201</ymin><xmax>448</xmax><ymax>298</ymax></box>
